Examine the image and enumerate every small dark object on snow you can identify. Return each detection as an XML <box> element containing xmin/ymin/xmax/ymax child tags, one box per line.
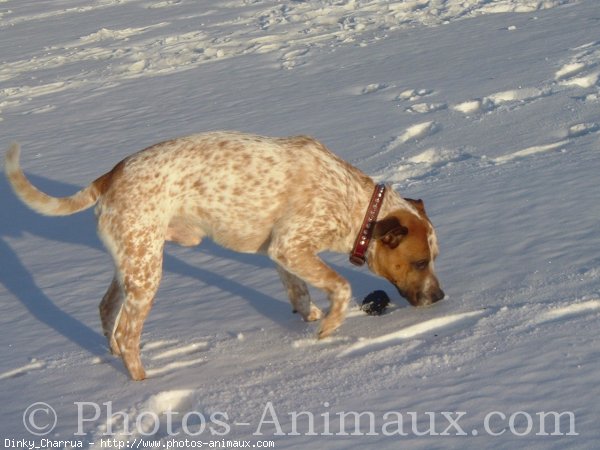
<box><xmin>361</xmin><ymin>290</ymin><xmax>391</xmax><ymax>316</ymax></box>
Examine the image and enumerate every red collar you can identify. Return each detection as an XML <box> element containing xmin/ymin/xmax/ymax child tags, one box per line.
<box><xmin>349</xmin><ymin>183</ymin><xmax>386</xmax><ymax>266</ymax></box>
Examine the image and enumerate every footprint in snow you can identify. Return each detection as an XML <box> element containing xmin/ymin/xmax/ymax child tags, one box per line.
<box><xmin>555</xmin><ymin>41</ymin><xmax>600</xmax><ymax>88</ymax></box>
<box><xmin>406</xmin><ymin>102</ymin><xmax>447</xmax><ymax>114</ymax></box>
<box><xmin>493</xmin><ymin>121</ymin><xmax>599</xmax><ymax>164</ymax></box>
<box><xmin>395</xmin><ymin>88</ymin><xmax>434</xmax><ymax>101</ymax></box>
<box><xmin>560</xmin><ymin>72</ymin><xmax>599</xmax><ymax>89</ymax></box>
<box><xmin>388</xmin><ymin>121</ymin><xmax>440</xmax><ymax>146</ymax></box>
<box><xmin>280</xmin><ymin>47</ymin><xmax>310</xmax><ymax>70</ymax></box>
<box><xmin>360</xmin><ymin>83</ymin><xmax>388</xmax><ymax>95</ymax></box>
<box><xmin>362</xmin><ymin>121</ymin><xmax>441</xmax><ymax>165</ymax></box>
<box><xmin>452</xmin><ymin>87</ymin><xmax>550</xmax><ymax>115</ymax></box>
<box><xmin>394</xmin><ymin>89</ymin><xmax>446</xmax><ymax>114</ymax></box>
<box><xmin>567</xmin><ymin>122</ymin><xmax>599</xmax><ymax>138</ymax></box>
<box><xmin>555</xmin><ymin>62</ymin><xmax>587</xmax><ymax>81</ymax></box>
<box><xmin>493</xmin><ymin>140</ymin><xmax>568</xmax><ymax>165</ymax></box>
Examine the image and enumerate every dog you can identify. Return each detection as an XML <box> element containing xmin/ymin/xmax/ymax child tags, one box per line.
<box><xmin>4</xmin><ymin>131</ymin><xmax>444</xmax><ymax>380</ymax></box>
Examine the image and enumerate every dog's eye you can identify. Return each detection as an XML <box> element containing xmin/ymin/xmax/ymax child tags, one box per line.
<box><xmin>413</xmin><ymin>260</ymin><xmax>429</xmax><ymax>271</ymax></box>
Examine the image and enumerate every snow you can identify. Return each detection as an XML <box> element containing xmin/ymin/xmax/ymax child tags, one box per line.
<box><xmin>1</xmin><ymin>0</ymin><xmax>599</xmax><ymax>448</ymax></box>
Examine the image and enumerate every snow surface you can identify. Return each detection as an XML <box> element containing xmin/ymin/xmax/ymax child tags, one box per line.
<box><xmin>1</xmin><ymin>0</ymin><xmax>600</xmax><ymax>448</ymax></box>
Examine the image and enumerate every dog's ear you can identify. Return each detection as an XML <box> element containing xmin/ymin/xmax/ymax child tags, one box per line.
<box><xmin>373</xmin><ymin>216</ymin><xmax>408</xmax><ymax>249</ymax></box>
<box><xmin>405</xmin><ymin>198</ymin><xmax>426</xmax><ymax>214</ymax></box>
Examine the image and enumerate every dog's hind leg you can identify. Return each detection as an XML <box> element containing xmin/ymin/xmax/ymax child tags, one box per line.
<box><xmin>114</xmin><ymin>244</ymin><xmax>163</xmax><ymax>380</ymax></box>
<box><xmin>275</xmin><ymin>264</ymin><xmax>323</xmax><ymax>322</ymax></box>
<box><xmin>99</xmin><ymin>276</ymin><xmax>123</xmax><ymax>356</ymax></box>
<box><xmin>99</xmin><ymin>217</ymin><xmax>165</xmax><ymax>381</ymax></box>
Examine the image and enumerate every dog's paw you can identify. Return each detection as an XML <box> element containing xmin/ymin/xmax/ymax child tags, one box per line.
<box><xmin>305</xmin><ymin>305</ymin><xmax>324</xmax><ymax>322</ymax></box>
<box><xmin>293</xmin><ymin>303</ymin><xmax>323</xmax><ymax>322</ymax></box>
<box><xmin>317</xmin><ymin>316</ymin><xmax>341</xmax><ymax>339</ymax></box>
<box><xmin>123</xmin><ymin>358</ymin><xmax>147</xmax><ymax>381</ymax></box>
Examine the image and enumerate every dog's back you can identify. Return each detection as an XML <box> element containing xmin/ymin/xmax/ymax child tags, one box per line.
<box><xmin>97</xmin><ymin>132</ymin><xmax>370</xmax><ymax>254</ymax></box>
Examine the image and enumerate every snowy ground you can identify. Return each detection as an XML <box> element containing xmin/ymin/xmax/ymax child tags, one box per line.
<box><xmin>1</xmin><ymin>0</ymin><xmax>600</xmax><ymax>448</ymax></box>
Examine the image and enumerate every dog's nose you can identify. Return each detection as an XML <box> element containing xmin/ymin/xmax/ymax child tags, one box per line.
<box><xmin>432</xmin><ymin>288</ymin><xmax>445</xmax><ymax>303</ymax></box>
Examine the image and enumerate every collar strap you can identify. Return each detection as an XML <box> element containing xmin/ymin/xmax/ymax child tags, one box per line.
<box><xmin>349</xmin><ymin>183</ymin><xmax>386</xmax><ymax>266</ymax></box>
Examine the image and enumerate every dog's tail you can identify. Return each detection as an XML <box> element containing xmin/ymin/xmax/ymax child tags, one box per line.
<box><xmin>4</xmin><ymin>142</ymin><xmax>110</xmax><ymax>216</ymax></box>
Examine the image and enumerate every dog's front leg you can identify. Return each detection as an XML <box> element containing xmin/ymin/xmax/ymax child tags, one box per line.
<box><xmin>275</xmin><ymin>264</ymin><xmax>323</xmax><ymax>322</ymax></box>
<box><xmin>270</xmin><ymin>246</ymin><xmax>351</xmax><ymax>339</ymax></box>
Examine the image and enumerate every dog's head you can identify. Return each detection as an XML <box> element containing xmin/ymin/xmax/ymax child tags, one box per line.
<box><xmin>367</xmin><ymin>199</ymin><xmax>444</xmax><ymax>307</ymax></box>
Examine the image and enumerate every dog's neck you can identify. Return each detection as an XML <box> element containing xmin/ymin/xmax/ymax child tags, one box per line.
<box><xmin>349</xmin><ymin>183</ymin><xmax>386</xmax><ymax>266</ymax></box>
<box><xmin>339</xmin><ymin>180</ymin><xmax>417</xmax><ymax>257</ymax></box>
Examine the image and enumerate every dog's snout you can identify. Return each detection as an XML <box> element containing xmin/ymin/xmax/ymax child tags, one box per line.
<box><xmin>431</xmin><ymin>288</ymin><xmax>445</xmax><ymax>303</ymax></box>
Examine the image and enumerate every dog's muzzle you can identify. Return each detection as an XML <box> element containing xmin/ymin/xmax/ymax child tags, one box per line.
<box><xmin>395</xmin><ymin>286</ymin><xmax>445</xmax><ymax>307</ymax></box>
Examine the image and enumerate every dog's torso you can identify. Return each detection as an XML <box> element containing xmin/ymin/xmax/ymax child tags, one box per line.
<box><xmin>99</xmin><ymin>132</ymin><xmax>407</xmax><ymax>255</ymax></box>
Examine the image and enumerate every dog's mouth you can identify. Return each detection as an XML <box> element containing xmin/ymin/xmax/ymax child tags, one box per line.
<box><xmin>392</xmin><ymin>284</ymin><xmax>444</xmax><ymax>307</ymax></box>
<box><xmin>392</xmin><ymin>284</ymin><xmax>418</xmax><ymax>306</ymax></box>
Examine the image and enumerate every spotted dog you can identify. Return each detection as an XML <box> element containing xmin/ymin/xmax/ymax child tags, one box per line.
<box><xmin>4</xmin><ymin>132</ymin><xmax>444</xmax><ymax>380</ymax></box>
